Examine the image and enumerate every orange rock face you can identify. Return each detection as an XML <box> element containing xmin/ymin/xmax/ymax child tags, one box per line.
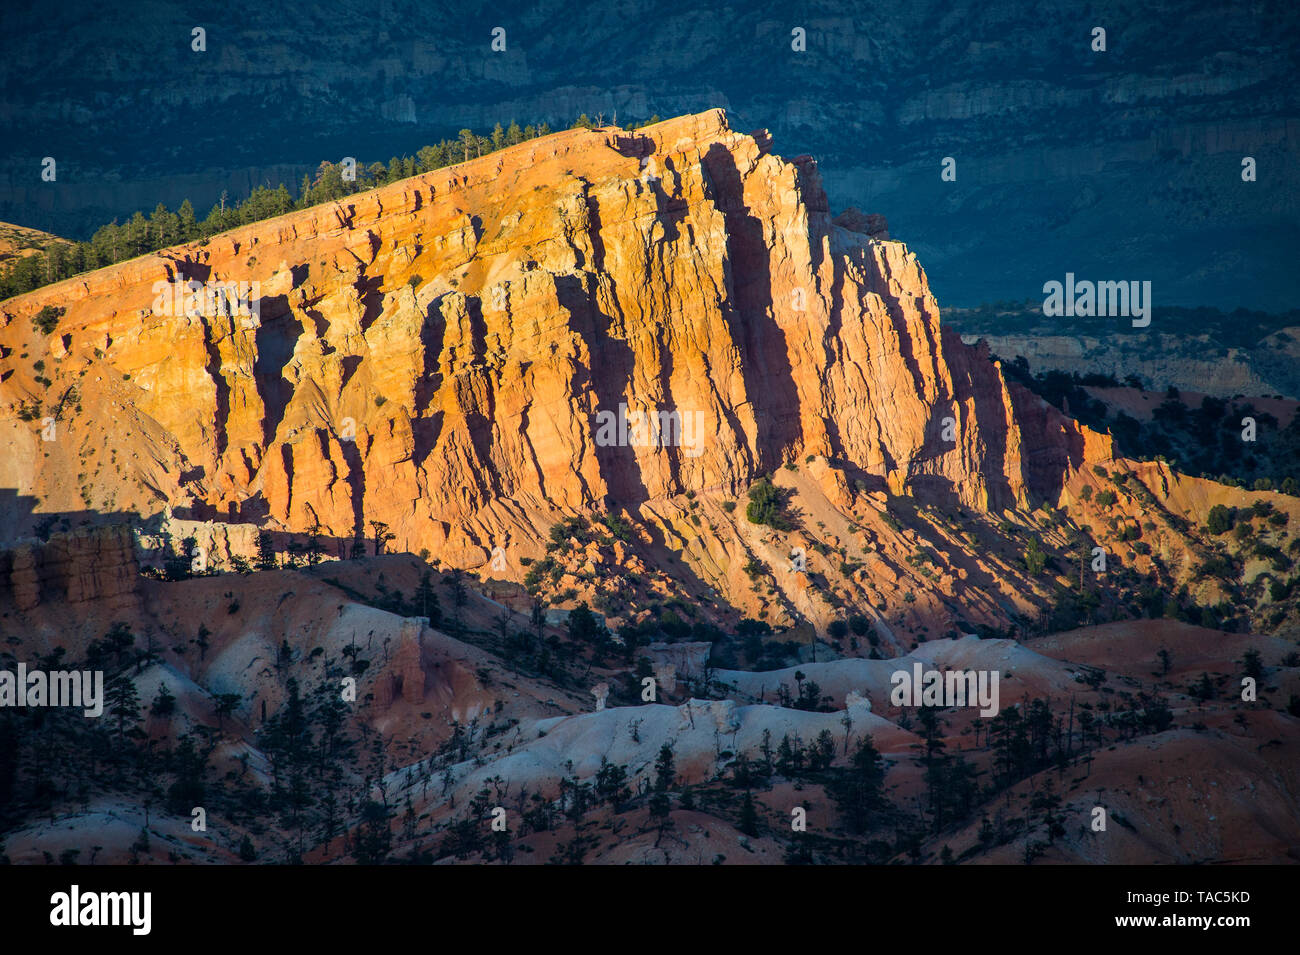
<box><xmin>0</xmin><ymin>525</ymin><xmax>139</xmax><ymax>611</ymax></box>
<box><xmin>1</xmin><ymin>110</ymin><xmax>1108</xmax><ymax>591</ymax></box>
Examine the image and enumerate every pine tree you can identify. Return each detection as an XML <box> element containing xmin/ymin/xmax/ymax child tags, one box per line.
<box><xmin>594</xmin><ymin>757</ymin><xmax>630</xmax><ymax>809</ymax></box>
<box><xmin>1024</xmin><ymin>535</ymin><xmax>1046</xmax><ymax>575</ymax></box>
<box><xmin>415</xmin><ymin>570</ymin><xmax>441</xmax><ymax>625</ymax></box>
<box><xmin>149</xmin><ymin>202</ymin><xmax>177</xmax><ymax>248</ymax></box>
<box><xmin>810</xmin><ymin>729</ymin><xmax>836</xmax><ymax>770</ymax></box>
<box><xmin>759</xmin><ymin>728</ymin><xmax>774</xmax><ymax>775</ymax></box>
<box><xmin>649</xmin><ymin>792</ymin><xmax>671</xmax><ymax>830</ymax></box>
<box><xmin>128</xmin><ymin>210</ymin><xmax>149</xmax><ymax>256</ymax></box>
<box><xmin>654</xmin><ymin>744</ymin><xmax>675</xmax><ymax>792</ymax></box>
<box><xmin>828</xmin><ymin>735</ymin><xmax>885</xmax><ymax>834</ymax></box>
<box><xmin>178</xmin><ymin>198</ymin><xmax>197</xmax><ymax>239</ymax></box>
<box><xmin>213</xmin><ymin>693</ymin><xmax>242</xmax><ymax>732</ymax></box>
<box><xmin>256</xmin><ymin>531</ymin><xmax>276</xmax><ymax>570</ymax></box>
<box><xmin>106</xmin><ymin>675</ymin><xmax>140</xmax><ymax>742</ymax></box>
<box><xmin>566</xmin><ymin>602</ymin><xmax>600</xmax><ymax>643</ymax></box>
<box><xmin>738</xmin><ymin>790</ymin><xmax>759</xmax><ymax>836</ymax></box>
<box><xmin>150</xmin><ymin>683</ymin><xmax>176</xmax><ymax>718</ymax></box>
<box><xmin>458</xmin><ymin>129</ymin><xmax>476</xmax><ymax>163</ymax></box>
<box><xmin>353</xmin><ymin>800</ymin><xmax>392</xmax><ymax>864</ymax></box>
<box><xmin>1242</xmin><ymin>648</ymin><xmax>1264</xmax><ymax>680</ymax></box>
<box><xmin>776</xmin><ymin>733</ymin><xmax>795</xmax><ymax>776</ymax></box>
<box><xmin>370</xmin><ymin>520</ymin><xmax>395</xmax><ymax>556</ymax></box>
<box><xmin>306</xmin><ymin>163</ymin><xmax>339</xmax><ymax>201</ymax></box>
<box><xmin>272</xmin><ymin>183</ymin><xmax>294</xmax><ymax>216</ymax></box>
<box><xmin>202</xmin><ymin>202</ymin><xmax>226</xmax><ymax>236</ymax></box>
<box><xmin>1190</xmin><ymin>672</ymin><xmax>1215</xmax><ymax>701</ymax></box>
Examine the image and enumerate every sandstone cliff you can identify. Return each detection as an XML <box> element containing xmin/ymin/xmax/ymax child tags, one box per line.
<box><xmin>0</xmin><ymin>524</ymin><xmax>139</xmax><ymax>612</ymax></box>
<box><xmin>1</xmin><ymin>110</ymin><xmax>1112</xmax><ymax>630</ymax></box>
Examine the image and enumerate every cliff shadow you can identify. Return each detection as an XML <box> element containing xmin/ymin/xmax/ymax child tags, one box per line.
<box><xmin>200</xmin><ymin>318</ymin><xmax>232</xmax><ymax>462</ymax></box>
<box><xmin>612</xmin><ymin>133</ymin><xmax>654</xmax><ymax>161</ymax></box>
<box><xmin>0</xmin><ymin>489</ymin><xmax>138</xmax><ymax>547</ymax></box>
<box><xmin>409</xmin><ymin>291</ymin><xmax>446</xmax><ymax>468</ymax></box>
<box><xmin>460</xmin><ymin>296</ymin><xmax>501</xmax><ymax>500</ymax></box>
<box><xmin>338</xmin><ymin>433</ymin><xmax>367</xmax><ymax>540</ymax></box>
<box><xmin>355</xmin><ymin>272</ymin><xmax>385</xmax><ymax>333</ymax></box>
<box><xmin>0</xmin><ymin>492</ymin><xmax>419</xmax><ymax>615</ymax></box>
<box><xmin>701</xmin><ymin>143</ymin><xmax>802</xmax><ymax>471</ymax></box>
<box><xmin>413</xmin><ymin>297</ymin><xmax>447</xmax><ymax>419</ymax></box>
<box><xmin>253</xmin><ymin>292</ymin><xmax>296</xmax><ymax>448</ymax></box>
<box><xmin>553</xmin><ymin>273</ymin><xmax>650</xmax><ymax>510</ymax></box>
<box><xmin>631</xmin><ymin>515</ymin><xmax>740</xmax><ymax>616</ymax></box>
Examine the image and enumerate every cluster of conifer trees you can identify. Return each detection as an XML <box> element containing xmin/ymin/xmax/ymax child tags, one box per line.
<box><xmin>0</xmin><ymin>118</ymin><xmax>623</xmax><ymax>301</ymax></box>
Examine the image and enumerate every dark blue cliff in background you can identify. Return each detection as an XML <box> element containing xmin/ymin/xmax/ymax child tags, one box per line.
<box><xmin>0</xmin><ymin>0</ymin><xmax>1296</xmax><ymax>309</ymax></box>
